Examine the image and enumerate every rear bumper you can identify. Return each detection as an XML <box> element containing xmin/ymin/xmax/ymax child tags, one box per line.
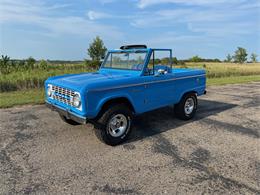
<box><xmin>45</xmin><ymin>101</ymin><xmax>87</xmax><ymax>124</ymax></box>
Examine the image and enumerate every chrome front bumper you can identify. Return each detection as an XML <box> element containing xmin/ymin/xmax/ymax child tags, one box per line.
<box><xmin>45</xmin><ymin>101</ymin><xmax>86</xmax><ymax>124</ymax></box>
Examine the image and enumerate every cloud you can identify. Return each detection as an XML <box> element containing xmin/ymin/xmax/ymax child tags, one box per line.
<box><xmin>130</xmin><ymin>9</ymin><xmax>192</xmax><ymax>27</ymax></box>
<box><xmin>87</xmin><ymin>10</ymin><xmax>135</xmax><ymax>21</ymax></box>
<box><xmin>87</xmin><ymin>11</ymin><xmax>112</xmax><ymax>20</ymax></box>
<box><xmin>1</xmin><ymin>0</ymin><xmax>258</xmax><ymax>59</ymax></box>
<box><xmin>131</xmin><ymin>1</ymin><xmax>259</xmax><ymax>37</ymax></box>
<box><xmin>0</xmin><ymin>0</ymin><xmax>124</xmax><ymax>40</ymax></box>
<box><xmin>137</xmin><ymin>0</ymin><xmax>248</xmax><ymax>8</ymax></box>
<box><xmin>130</xmin><ymin>0</ymin><xmax>260</xmax><ymax>58</ymax></box>
<box><xmin>187</xmin><ymin>21</ymin><xmax>256</xmax><ymax>36</ymax></box>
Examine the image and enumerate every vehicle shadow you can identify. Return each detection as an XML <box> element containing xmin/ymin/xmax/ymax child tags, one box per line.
<box><xmin>127</xmin><ymin>99</ymin><xmax>237</xmax><ymax>143</ymax></box>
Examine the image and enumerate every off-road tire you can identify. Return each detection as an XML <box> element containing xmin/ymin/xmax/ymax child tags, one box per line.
<box><xmin>174</xmin><ymin>93</ymin><xmax>197</xmax><ymax>120</ymax></box>
<box><xmin>95</xmin><ymin>104</ymin><xmax>133</xmax><ymax>146</ymax></box>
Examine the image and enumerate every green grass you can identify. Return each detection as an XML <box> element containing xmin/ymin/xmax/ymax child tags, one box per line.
<box><xmin>178</xmin><ymin>62</ymin><xmax>260</xmax><ymax>78</ymax></box>
<box><xmin>1</xmin><ymin>75</ymin><xmax>260</xmax><ymax>108</ymax></box>
<box><xmin>0</xmin><ymin>88</ymin><xmax>45</xmax><ymax>108</ymax></box>
<box><xmin>0</xmin><ymin>64</ymin><xmax>93</xmax><ymax>92</ymax></box>
<box><xmin>207</xmin><ymin>75</ymin><xmax>260</xmax><ymax>85</ymax></box>
<box><xmin>1</xmin><ymin>62</ymin><xmax>260</xmax><ymax>92</ymax></box>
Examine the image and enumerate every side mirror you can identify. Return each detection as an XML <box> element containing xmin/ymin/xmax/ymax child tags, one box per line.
<box><xmin>158</xmin><ymin>69</ymin><xmax>165</xmax><ymax>74</ymax></box>
<box><xmin>155</xmin><ymin>69</ymin><xmax>166</xmax><ymax>76</ymax></box>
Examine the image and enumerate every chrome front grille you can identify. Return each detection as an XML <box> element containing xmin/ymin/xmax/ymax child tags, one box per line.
<box><xmin>52</xmin><ymin>85</ymin><xmax>75</xmax><ymax>106</ymax></box>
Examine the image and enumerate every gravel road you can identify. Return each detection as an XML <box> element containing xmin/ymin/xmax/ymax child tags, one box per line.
<box><xmin>0</xmin><ymin>82</ymin><xmax>259</xmax><ymax>194</ymax></box>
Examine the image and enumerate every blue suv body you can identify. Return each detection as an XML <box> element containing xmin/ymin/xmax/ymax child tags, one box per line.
<box><xmin>45</xmin><ymin>45</ymin><xmax>206</xmax><ymax>145</ymax></box>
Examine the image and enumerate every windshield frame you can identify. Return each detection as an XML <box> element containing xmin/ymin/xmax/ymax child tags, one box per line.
<box><xmin>100</xmin><ymin>49</ymin><xmax>149</xmax><ymax>71</ymax></box>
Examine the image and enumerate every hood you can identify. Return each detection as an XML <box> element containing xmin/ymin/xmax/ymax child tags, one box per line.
<box><xmin>46</xmin><ymin>71</ymin><xmax>133</xmax><ymax>91</ymax></box>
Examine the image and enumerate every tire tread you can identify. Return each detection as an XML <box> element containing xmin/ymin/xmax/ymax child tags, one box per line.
<box><xmin>174</xmin><ymin>93</ymin><xmax>197</xmax><ymax>120</ymax></box>
<box><xmin>95</xmin><ymin>103</ymin><xmax>133</xmax><ymax>146</ymax></box>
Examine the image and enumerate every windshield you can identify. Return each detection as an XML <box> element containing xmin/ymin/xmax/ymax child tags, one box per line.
<box><xmin>102</xmin><ymin>51</ymin><xmax>147</xmax><ymax>71</ymax></box>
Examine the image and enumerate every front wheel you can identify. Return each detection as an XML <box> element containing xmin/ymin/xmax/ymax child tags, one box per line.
<box><xmin>174</xmin><ymin>93</ymin><xmax>197</xmax><ymax>120</ymax></box>
<box><xmin>95</xmin><ymin>104</ymin><xmax>133</xmax><ymax>146</ymax></box>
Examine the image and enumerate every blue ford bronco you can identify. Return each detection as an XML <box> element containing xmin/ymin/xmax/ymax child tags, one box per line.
<box><xmin>45</xmin><ymin>45</ymin><xmax>206</xmax><ymax>145</ymax></box>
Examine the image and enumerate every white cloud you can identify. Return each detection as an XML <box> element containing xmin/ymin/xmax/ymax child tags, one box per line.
<box><xmin>131</xmin><ymin>2</ymin><xmax>259</xmax><ymax>36</ymax></box>
<box><xmin>87</xmin><ymin>10</ymin><xmax>135</xmax><ymax>21</ymax></box>
<box><xmin>131</xmin><ymin>9</ymin><xmax>193</xmax><ymax>27</ymax></box>
<box><xmin>0</xmin><ymin>0</ymin><xmax>124</xmax><ymax>40</ymax></box>
<box><xmin>137</xmin><ymin>0</ymin><xmax>248</xmax><ymax>8</ymax></box>
<box><xmin>87</xmin><ymin>11</ymin><xmax>112</xmax><ymax>20</ymax></box>
<box><xmin>134</xmin><ymin>0</ymin><xmax>259</xmax><ymax>58</ymax></box>
<box><xmin>187</xmin><ymin>21</ymin><xmax>256</xmax><ymax>36</ymax></box>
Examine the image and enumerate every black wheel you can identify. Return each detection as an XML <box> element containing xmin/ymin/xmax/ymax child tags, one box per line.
<box><xmin>59</xmin><ymin>114</ymin><xmax>80</xmax><ymax>125</ymax></box>
<box><xmin>95</xmin><ymin>104</ymin><xmax>133</xmax><ymax>146</ymax></box>
<box><xmin>174</xmin><ymin>93</ymin><xmax>197</xmax><ymax>120</ymax></box>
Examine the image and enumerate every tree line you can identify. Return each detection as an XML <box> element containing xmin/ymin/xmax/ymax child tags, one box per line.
<box><xmin>1</xmin><ymin>36</ymin><xmax>259</xmax><ymax>74</ymax></box>
<box><xmin>225</xmin><ymin>47</ymin><xmax>257</xmax><ymax>63</ymax></box>
<box><xmin>0</xmin><ymin>56</ymin><xmax>45</xmax><ymax>74</ymax></box>
<box><xmin>86</xmin><ymin>37</ymin><xmax>258</xmax><ymax>65</ymax></box>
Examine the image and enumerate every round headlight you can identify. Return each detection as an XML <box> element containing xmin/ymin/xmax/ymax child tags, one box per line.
<box><xmin>47</xmin><ymin>86</ymin><xmax>52</xmax><ymax>97</ymax></box>
<box><xmin>72</xmin><ymin>94</ymin><xmax>81</xmax><ymax>107</ymax></box>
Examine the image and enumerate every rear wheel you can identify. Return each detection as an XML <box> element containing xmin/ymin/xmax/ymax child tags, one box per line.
<box><xmin>95</xmin><ymin>104</ymin><xmax>133</xmax><ymax>146</ymax></box>
<box><xmin>174</xmin><ymin>93</ymin><xmax>197</xmax><ymax>120</ymax></box>
<box><xmin>59</xmin><ymin>114</ymin><xmax>80</xmax><ymax>125</ymax></box>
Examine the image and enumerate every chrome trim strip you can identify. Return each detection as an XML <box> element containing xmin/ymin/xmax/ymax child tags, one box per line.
<box><xmin>90</xmin><ymin>74</ymin><xmax>206</xmax><ymax>92</ymax></box>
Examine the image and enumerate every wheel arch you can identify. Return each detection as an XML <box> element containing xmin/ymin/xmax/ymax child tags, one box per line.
<box><xmin>177</xmin><ymin>90</ymin><xmax>198</xmax><ymax>104</ymax></box>
<box><xmin>96</xmin><ymin>96</ymin><xmax>136</xmax><ymax>119</ymax></box>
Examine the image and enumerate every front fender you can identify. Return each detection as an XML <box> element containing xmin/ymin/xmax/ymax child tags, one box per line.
<box><xmin>85</xmin><ymin>91</ymin><xmax>136</xmax><ymax>119</ymax></box>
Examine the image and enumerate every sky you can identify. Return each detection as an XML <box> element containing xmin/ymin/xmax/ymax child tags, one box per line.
<box><xmin>0</xmin><ymin>0</ymin><xmax>259</xmax><ymax>60</ymax></box>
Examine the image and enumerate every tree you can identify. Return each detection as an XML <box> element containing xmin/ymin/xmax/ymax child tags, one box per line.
<box><xmin>161</xmin><ymin>57</ymin><xmax>169</xmax><ymax>65</ymax></box>
<box><xmin>26</xmin><ymin>57</ymin><xmax>36</xmax><ymax>69</ymax></box>
<box><xmin>233</xmin><ymin>47</ymin><xmax>247</xmax><ymax>64</ymax></box>
<box><xmin>154</xmin><ymin>59</ymin><xmax>161</xmax><ymax>64</ymax></box>
<box><xmin>38</xmin><ymin>59</ymin><xmax>48</xmax><ymax>69</ymax></box>
<box><xmin>226</xmin><ymin>54</ymin><xmax>232</xmax><ymax>62</ymax></box>
<box><xmin>0</xmin><ymin>55</ymin><xmax>10</xmax><ymax>66</ymax></box>
<box><xmin>87</xmin><ymin>36</ymin><xmax>107</xmax><ymax>61</ymax></box>
<box><xmin>190</xmin><ymin>55</ymin><xmax>202</xmax><ymax>62</ymax></box>
<box><xmin>18</xmin><ymin>60</ymin><xmax>25</xmax><ymax>70</ymax></box>
<box><xmin>0</xmin><ymin>55</ymin><xmax>10</xmax><ymax>74</ymax></box>
<box><xmin>172</xmin><ymin>57</ymin><xmax>178</xmax><ymax>65</ymax></box>
<box><xmin>213</xmin><ymin>58</ymin><xmax>221</xmax><ymax>63</ymax></box>
<box><xmin>250</xmin><ymin>53</ymin><xmax>258</xmax><ymax>63</ymax></box>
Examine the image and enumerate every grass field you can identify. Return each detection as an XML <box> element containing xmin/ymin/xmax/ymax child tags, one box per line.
<box><xmin>0</xmin><ymin>89</ymin><xmax>45</xmax><ymax>108</ymax></box>
<box><xmin>0</xmin><ymin>62</ymin><xmax>260</xmax><ymax>108</ymax></box>
<box><xmin>179</xmin><ymin>62</ymin><xmax>260</xmax><ymax>78</ymax></box>
<box><xmin>0</xmin><ymin>63</ymin><xmax>92</xmax><ymax>92</ymax></box>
